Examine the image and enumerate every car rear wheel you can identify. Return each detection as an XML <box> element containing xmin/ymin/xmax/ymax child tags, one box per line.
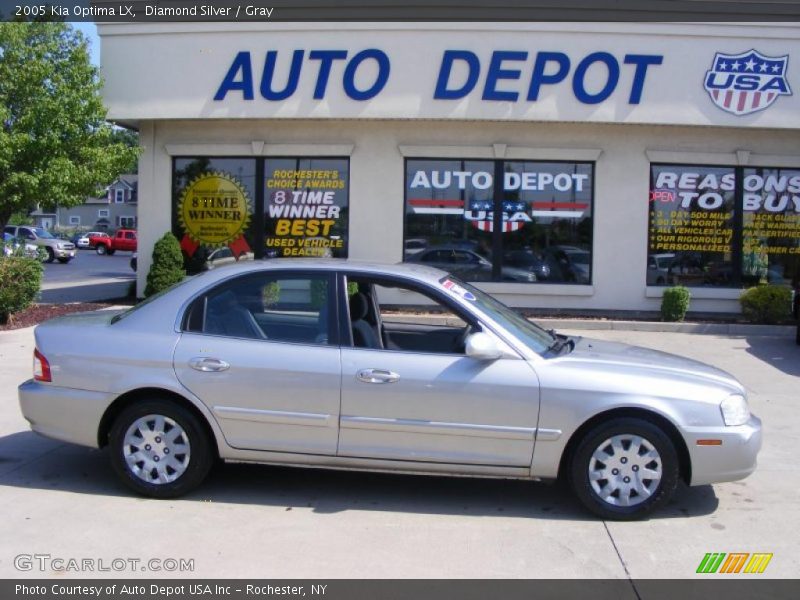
<box><xmin>569</xmin><ymin>417</ymin><xmax>679</xmax><ymax>520</ymax></box>
<box><xmin>109</xmin><ymin>400</ymin><xmax>213</xmax><ymax>498</ymax></box>
<box><xmin>96</xmin><ymin>245</ymin><xmax>107</xmax><ymax>255</ymax></box>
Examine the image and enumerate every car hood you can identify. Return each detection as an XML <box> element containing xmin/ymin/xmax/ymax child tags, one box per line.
<box><xmin>559</xmin><ymin>336</ymin><xmax>744</xmax><ymax>394</ymax></box>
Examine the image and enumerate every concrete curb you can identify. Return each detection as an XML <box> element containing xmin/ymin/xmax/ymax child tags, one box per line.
<box><xmin>535</xmin><ymin>318</ymin><xmax>795</xmax><ymax>336</ymax></box>
<box><xmin>382</xmin><ymin>313</ymin><xmax>795</xmax><ymax>336</ymax></box>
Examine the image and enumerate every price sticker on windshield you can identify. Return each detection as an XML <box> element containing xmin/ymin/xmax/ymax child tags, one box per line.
<box><xmin>442</xmin><ymin>279</ymin><xmax>476</xmax><ymax>301</ymax></box>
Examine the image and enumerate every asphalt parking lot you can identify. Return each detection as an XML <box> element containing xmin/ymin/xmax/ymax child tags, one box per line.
<box><xmin>40</xmin><ymin>250</ymin><xmax>135</xmax><ymax>303</ymax></box>
<box><xmin>0</xmin><ymin>325</ymin><xmax>797</xmax><ymax>579</ymax></box>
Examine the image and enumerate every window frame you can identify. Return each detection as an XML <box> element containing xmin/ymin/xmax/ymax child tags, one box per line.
<box><xmin>647</xmin><ymin>161</ymin><xmax>800</xmax><ymax>289</ymax></box>
<box><xmin>402</xmin><ymin>157</ymin><xmax>595</xmax><ymax>285</ymax></box>
<box><xmin>181</xmin><ymin>269</ymin><xmax>341</xmax><ymax>347</ymax></box>
<box><xmin>337</xmin><ymin>271</ymin><xmax>481</xmax><ymax>354</ymax></box>
<box><xmin>68</xmin><ymin>216</ymin><xmax>81</xmax><ymax>225</ymax></box>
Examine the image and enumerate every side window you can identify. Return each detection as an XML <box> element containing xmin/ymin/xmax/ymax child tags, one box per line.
<box><xmin>346</xmin><ymin>276</ymin><xmax>474</xmax><ymax>354</ymax></box>
<box><xmin>186</xmin><ymin>273</ymin><xmax>334</xmax><ymax>345</ymax></box>
<box><xmin>125</xmin><ymin>232</ymin><xmax>135</xmax><ymax>239</ymax></box>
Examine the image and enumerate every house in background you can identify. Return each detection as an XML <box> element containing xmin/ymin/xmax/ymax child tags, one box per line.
<box><xmin>31</xmin><ymin>175</ymin><xmax>138</xmax><ymax>231</ymax></box>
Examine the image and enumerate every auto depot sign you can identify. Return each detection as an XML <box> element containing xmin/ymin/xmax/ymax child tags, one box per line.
<box><xmin>100</xmin><ymin>24</ymin><xmax>800</xmax><ymax>128</ymax></box>
<box><xmin>213</xmin><ymin>49</ymin><xmax>663</xmax><ymax>106</ymax></box>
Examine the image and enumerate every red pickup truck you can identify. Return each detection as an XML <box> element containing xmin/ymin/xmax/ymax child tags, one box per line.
<box><xmin>92</xmin><ymin>229</ymin><xmax>137</xmax><ymax>255</ymax></box>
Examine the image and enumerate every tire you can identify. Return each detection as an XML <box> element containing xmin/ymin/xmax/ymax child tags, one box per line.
<box><xmin>96</xmin><ymin>244</ymin><xmax>107</xmax><ymax>255</ymax></box>
<box><xmin>57</xmin><ymin>257</ymin><xmax>71</xmax><ymax>264</ymax></box>
<box><xmin>45</xmin><ymin>247</ymin><xmax>55</xmax><ymax>263</ymax></box>
<box><xmin>569</xmin><ymin>417</ymin><xmax>679</xmax><ymax>520</ymax></box>
<box><xmin>109</xmin><ymin>400</ymin><xmax>214</xmax><ymax>498</ymax></box>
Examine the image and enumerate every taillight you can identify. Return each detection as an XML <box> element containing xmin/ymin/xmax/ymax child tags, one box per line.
<box><xmin>33</xmin><ymin>348</ymin><xmax>51</xmax><ymax>382</ymax></box>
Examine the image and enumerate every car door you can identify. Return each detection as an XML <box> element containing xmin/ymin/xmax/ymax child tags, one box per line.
<box><xmin>173</xmin><ymin>270</ymin><xmax>342</xmax><ymax>455</ymax></box>
<box><xmin>337</xmin><ymin>274</ymin><xmax>540</xmax><ymax>467</ymax></box>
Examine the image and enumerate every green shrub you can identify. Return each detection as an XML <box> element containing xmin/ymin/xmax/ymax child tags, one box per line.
<box><xmin>144</xmin><ymin>232</ymin><xmax>186</xmax><ymax>297</ymax></box>
<box><xmin>0</xmin><ymin>257</ymin><xmax>43</xmax><ymax>324</ymax></box>
<box><xmin>661</xmin><ymin>286</ymin><xmax>691</xmax><ymax>322</ymax></box>
<box><xmin>739</xmin><ymin>285</ymin><xmax>792</xmax><ymax>324</ymax></box>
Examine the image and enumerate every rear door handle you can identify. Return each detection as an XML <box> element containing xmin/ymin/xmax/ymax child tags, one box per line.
<box><xmin>357</xmin><ymin>369</ymin><xmax>400</xmax><ymax>384</ymax></box>
<box><xmin>189</xmin><ymin>357</ymin><xmax>230</xmax><ymax>372</ymax></box>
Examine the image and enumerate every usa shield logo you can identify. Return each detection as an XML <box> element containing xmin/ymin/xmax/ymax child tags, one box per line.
<box><xmin>704</xmin><ymin>50</ymin><xmax>792</xmax><ymax>116</ymax></box>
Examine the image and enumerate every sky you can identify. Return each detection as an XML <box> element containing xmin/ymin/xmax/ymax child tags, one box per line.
<box><xmin>71</xmin><ymin>21</ymin><xmax>100</xmax><ymax>66</ymax></box>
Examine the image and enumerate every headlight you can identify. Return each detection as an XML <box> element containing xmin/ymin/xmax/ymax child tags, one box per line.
<box><xmin>720</xmin><ymin>394</ymin><xmax>750</xmax><ymax>426</ymax></box>
<box><xmin>56</xmin><ymin>242</ymin><xmax>65</xmax><ymax>249</ymax></box>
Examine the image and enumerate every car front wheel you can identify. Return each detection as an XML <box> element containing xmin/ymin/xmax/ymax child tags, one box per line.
<box><xmin>109</xmin><ymin>400</ymin><xmax>213</xmax><ymax>498</ymax></box>
<box><xmin>569</xmin><ymin>417</ymin><xmax>679</xmax><ymax>520</ymax></box>
<box><xmin>96</xmin><ymin>245</ymin><xmax>107</xmax><ymax>255</ymax></box>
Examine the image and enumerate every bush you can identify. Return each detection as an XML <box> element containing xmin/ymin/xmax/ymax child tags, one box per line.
<box><xmin>739</xmin><ymin>285</ymin><xmax>792</xmax><ymax>324</ymax></box>
<box><xmin>144</xmin><ymin>232</ymin><xmax>186</xmax><ymax>297</ymax></box>
<box><xmin>661</xmin><ymin>286</ymin><xmax>691</xmax><ymax>322</ymax></box>
<box><xmin>0</xmin><ymin>257</ymin><xmax>43</xmax><ymax>324</ymax></box>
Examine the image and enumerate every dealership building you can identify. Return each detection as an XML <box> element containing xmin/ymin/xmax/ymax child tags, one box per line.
<box><xmin>98</xmin><ymin>20</ymin><xmax>800</xmax><ymax>313</ymax></box>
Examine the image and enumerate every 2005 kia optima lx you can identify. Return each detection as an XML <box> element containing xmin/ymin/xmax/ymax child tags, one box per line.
<box><xmin>18</xmin><ymin>260</ymin><xmax>761</xmax><ymax>520</ymax></box>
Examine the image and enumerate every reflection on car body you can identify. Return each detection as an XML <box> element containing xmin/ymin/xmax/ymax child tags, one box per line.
<box><xmin>18</xmin><ymin>259</ymin><xmax>761</xmax><ymax>520</ymax></box>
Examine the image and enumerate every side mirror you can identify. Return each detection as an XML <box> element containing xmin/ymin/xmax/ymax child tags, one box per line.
<box><xmin>465</xmin><ymin>332</ymin><xmax>502</xmax><ymax>361</ymax></box>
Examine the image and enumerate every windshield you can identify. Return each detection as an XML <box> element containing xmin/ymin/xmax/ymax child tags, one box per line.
<box><xmin>31</xmin><ymin>228</ymin><xmax>54</xmax><ymax>239</ymax></box>
<box><xmin>438</xmin><ymin>276</ymin><xmax>555</xmax><ymax>354</ymax></box>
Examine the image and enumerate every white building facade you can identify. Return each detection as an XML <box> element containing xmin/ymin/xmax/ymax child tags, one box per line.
<box><xmin>99</xmin><ymin>22</ymin><xmax>800</xmax><ymax>313</ymax></box>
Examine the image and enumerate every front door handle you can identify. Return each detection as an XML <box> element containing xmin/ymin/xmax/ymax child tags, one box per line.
<box><xmin>189</xmin><ymin>357</ymin><xmax>230</xmax><ymax>372</ymax></box>
<box><xmin>357</xmin><ymin>368</ymin><xmax>400</xmax><ymax>384</ymax></box>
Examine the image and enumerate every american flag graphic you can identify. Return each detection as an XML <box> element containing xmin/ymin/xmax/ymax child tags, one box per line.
<box><xmin>466</xmin><ymin>200</ymin><xmax>526</xmax><ymax>233</ymax></box>
<box><xmin>704</xmin><ymin>50</ymin><xmax>791</xmax><ymax>116</ymax></box>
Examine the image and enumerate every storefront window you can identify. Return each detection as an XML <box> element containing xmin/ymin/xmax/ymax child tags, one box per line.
<box><xmin>404</xmin><ymin>159</ymin><xmax>594</xmax><ymax>283</ymax></box>
<box><xmin>741</xmin><ymin>167</ymin><xmax>800</xmax><ymax>287</ymax></box>
<box><xmin>648</xmin><ymin>164</ymin><xmax>800</xmax><ymax>288</ymax></box>
<box><xmin>648</xmin><ymin>165</ymin><xmax>736</xmax><ymax>287</ymax></box>
<box><xmin>173</xmin><ymin>158</ymin><xmax>257</xmax><ymax>274</ymax></box>
<box><xmin>264</xmin><ymin>158</ymin><xmax>349</xmax><ymax>258</ymax></box>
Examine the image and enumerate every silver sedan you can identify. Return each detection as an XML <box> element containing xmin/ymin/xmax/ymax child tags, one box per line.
<box><xmin>18</xmin><ymin>260</ymin><xmax>761</xmax><ymax>520</ymax></box>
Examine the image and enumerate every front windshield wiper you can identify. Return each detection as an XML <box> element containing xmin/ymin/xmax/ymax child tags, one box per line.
<box><xmin>547</xmin><ymin>333</ymin><xmax>575</xmax><ymax>356</ymax></box>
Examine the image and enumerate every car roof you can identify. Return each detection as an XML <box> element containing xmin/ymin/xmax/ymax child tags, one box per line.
<box><xmin>203</xmin><ymin>258</ymin><xmax>450</xmax><ymax>284</ymax></box>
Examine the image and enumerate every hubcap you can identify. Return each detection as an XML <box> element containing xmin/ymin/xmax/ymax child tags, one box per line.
<box><xmin>123</xmin><ymin>415</ymin><xmax>191</xmax><ymax>485</ymax></box>
<box><xmin>588</xmin><ymin>434</ymin><xmax>662</xmax><ymax>507</ymax></box>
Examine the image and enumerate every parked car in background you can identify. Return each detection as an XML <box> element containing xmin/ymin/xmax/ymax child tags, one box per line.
<box><xmin>407</xmin><ymin>246</ymin><xmax>537</xmax><ymax>282</ymax></box>
<box><xmin>646</xmin><ymin>253</ymin><xmax>677</xmax><ymax>286</ymax></box>
<box><xmin>3</xmin><ymin>226</ymin><xmax>75</xmax><ymax>263</ymax></box>
<box><xmin>551</xmin><ymin>246</ymin><xmax>591</xmax><ymax>284</ymax></box>
<box><xmin>502</xmin><ymin>250</ymin><xmax>552</xmax><ymax>281</ymax></box>
<box><xmin>92</xmin><ymin>229</ymin><xmax>137</xmax><ymax>255</ymax></box>
<box><xmin>18</xmin><ymin>259</ymin><xmax>761</xmax><ymax>519</ymax></box>
<box><xmin>77</xmin><ymin>231</ymin><xmax>109</xmax><ymax>249</ymax></box>
<box><xmin>2</xmin><ymin>232</ymin><xmax>40</xmax><ymax>259</ymax></box>
<box><xmin>404</xmin><ymin>238</ymin><xmax>429</xmax><ymax>259</ymax></box>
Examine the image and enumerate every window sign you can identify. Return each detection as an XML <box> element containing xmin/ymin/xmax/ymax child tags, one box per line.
<box><xmin>264</xmin><ymin>158</ymin><xmax>349</xmax><ymax>258</ymax></box>
<box><xmin>648</xmin><ymin>164</ymin><xmax>800</xmax><ymax>288</ymax></box>
<box><xmin>648</xmin><ymin>165</ymin><xmax>735</xmax><ymax>287</ymax></box>
<box><xmin>404</xmin><ymin>159</ymin><xmax>594</xmax><ymax>283</ymax></box>
<box><xmin>741</xmin><ymin>168</ymin><xmax>800</xmax><ymax>286</ymax></box>
<box><xmin>173</xmin><ymin>158</ymin><xmax>257</xmax><ymax>274</ymax></box>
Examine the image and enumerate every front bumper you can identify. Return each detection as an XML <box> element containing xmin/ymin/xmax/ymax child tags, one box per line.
<box><xmin>687</xmin><ymin>415</ymin><xmax>762</xmax><ymax>486</ymax></box>
<box><xmin>18</xmin><ymin>379</ymin><xmax>115</xmax><ymax>449</ymax></box>
<box><xmin>53</xmin><ymin>247</ymin><xmax>76</xmax><ymax>258</ymax></box>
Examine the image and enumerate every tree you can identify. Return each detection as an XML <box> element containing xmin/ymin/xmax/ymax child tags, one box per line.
<box><xmin>0</xmin><ymin>21</ymin><xmax>139</xmax><ymax>231</ymax></box>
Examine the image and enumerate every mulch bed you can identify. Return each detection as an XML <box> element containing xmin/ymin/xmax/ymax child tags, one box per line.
<box><xmin>0</xmin><ymin>302</ymin><xmax>124</xmax><ymax>331</ymax></box>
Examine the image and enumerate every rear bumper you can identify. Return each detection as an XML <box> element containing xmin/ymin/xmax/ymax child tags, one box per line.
<box><xmin>18</xmin><ymin>379</ymin><xmax>115</xmax><ymax>449</ymax></box>
<box><xmin>687</xmin><ymin>415</ymin><xmax>762</xmax><ymax>486</ymax></box>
